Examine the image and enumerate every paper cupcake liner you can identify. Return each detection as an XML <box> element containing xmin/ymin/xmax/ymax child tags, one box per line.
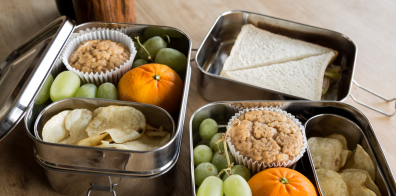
<box><xmin>62</xmin><ymin>28</ymin><xmax>136</xmax><ymax>86</ymax></box>
<box><xmin>226</xmin><ymin>107</ymin><xmax>308</xmax><ymax>174</ymax></box>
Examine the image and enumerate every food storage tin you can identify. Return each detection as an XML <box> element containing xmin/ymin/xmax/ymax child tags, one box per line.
<box><xmin>196</xmin><ymin>10</ymin><xmax>396</xmax><ymax>116</ymax></box>
<box><xmin>194</xmin><ymin>10</ymin><xmax>394</xmax><ymax>116</ymax></box>
<box><xmin>195</xmin><ymin>10</ymin><xmax>357</xmax><ymax>102</ymax></box>
<box><xmin>189</xmin><ymin>101</ymin><xmax>396</xmax><ymax>195</ymax></box>
<box><xmin>0</xmin><ymin>16</ymin><xmax>192</xmax><ymax>195</ymax></box>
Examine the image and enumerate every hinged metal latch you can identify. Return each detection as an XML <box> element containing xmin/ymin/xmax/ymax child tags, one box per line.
<box><xmin>87</xmin><ymin>175</ymin><xmax>122</xmax><ymax>196</ymax></box>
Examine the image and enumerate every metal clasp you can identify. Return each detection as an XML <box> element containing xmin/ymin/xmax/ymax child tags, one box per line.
<box><xmin>351</xmin><ymin>80</ymin><xmax>396</xmax><ymax>117</ymax></box>
<box><xmin>86</xmin><ymin>176</ymin><xmax>120</xmax><ymax>196</ymax></box>
<box><xmin>87</xmin><ymin>187</ymin><xmax>116</xmax><ymax>196</ymax></box>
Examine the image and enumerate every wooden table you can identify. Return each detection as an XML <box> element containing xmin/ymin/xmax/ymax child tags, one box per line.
<box><xmin>1</xmin><ymin>0</ymin><xmax>396</xmax><ymax>195</ymax></box>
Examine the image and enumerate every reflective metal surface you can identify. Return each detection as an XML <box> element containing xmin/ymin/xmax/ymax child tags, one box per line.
<box><xmin>0</xmin><ymin>16</ymin><xmax>74</xmax><ymax>141</ymax></box>
<box><xmin>35</xmin><ymin>149</ymin><xmax>179</xmax><ymax>196</ymax></box>
<box><xmin>305</xmin><ymin>114</ymin><xmax>393</xmax><ymax>195</ymax></box>
<box><xmin>189</xmin><ymin>101</ymin><xmax>396</xmax><ymax>196</ymax></box>
<box><xmin>195</xmin><ymin>10</ymin><xmax>357</xmax><ymax>102</ymax></box>
<box><xmin>21</xmin><ymin>21</ymin><xmax>191</xmax><ymax>179</ymax></box>
<box><xmin>26</xmin><ymin>98</ymin><xmax>178</xmax><ymax>176</ymax></box>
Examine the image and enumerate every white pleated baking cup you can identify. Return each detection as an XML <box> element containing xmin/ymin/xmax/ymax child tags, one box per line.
<box><xmin>62</xmin><ymin>28</ymin><xmax>136</xmax><ymax>86</ymax></box>
<box><xmin>226</xmin><ymin>107</ymin><xmax>308</xmax><ymax>174</ymax></box>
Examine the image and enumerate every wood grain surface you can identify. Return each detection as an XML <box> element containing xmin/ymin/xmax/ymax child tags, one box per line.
<box><xmin>72</xmin><ymin>0</ymin><xmax>136</xmax><ymax>24</ymax></box>
<box><xmin>1</xmin><ymin>0</ymin><xmax>396</xmax><ymax>195</ymax></box>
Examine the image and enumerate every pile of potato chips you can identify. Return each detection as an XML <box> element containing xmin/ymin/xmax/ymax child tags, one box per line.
<box><xmin>42</xmin><ymin>105</ymin><xmax>171</xmax><ymax>151</ymax></box>
<box><xmin>308</xmin><ymin>133</ymin><xmax>381</xmax><ymax>196</ymax></box>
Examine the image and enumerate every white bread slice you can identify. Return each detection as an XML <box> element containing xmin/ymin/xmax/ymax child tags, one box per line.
<box><xmin>220</xmin><ymin>24</ymin><xmax>335</xmax><ymax>76</ymax></box>
<box><xmin>224</xmin><ymin>51</ymin><xmax>337</xmax><ymax>100</ymax></box>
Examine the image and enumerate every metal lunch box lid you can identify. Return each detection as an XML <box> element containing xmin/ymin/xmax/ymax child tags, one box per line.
<box><xmin>0</xmin><ymin>16</ymin><xmax>75</xmax><ymax>141</ymax></box>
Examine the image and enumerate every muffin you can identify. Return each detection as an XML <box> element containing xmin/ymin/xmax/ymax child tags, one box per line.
<box><xmin>226</xmin><ymin>107</ymin><xmax>307</xmax><ymax>173</ymax></box>
<box><xmin>69</xmin><ymin>39</ymin><xmax>130</xmax><ymax>74</ymax></box>
<box><xmin>62</xmin><ymin>28</ymin><xmax>136</xmax><ymax>86</ymax></box>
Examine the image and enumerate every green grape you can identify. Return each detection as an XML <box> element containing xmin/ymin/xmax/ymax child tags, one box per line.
<box><xmin>138</xmin><ymin>36</ymin><xmax>167</xmax><ymax>61</ymax></box>
<box><xmin>50</xmin><ymin>71</ymin><xmax>80</xmax><ymax>102</ymax></box>
<box><xmin>132</xmin><ymin>59</ymin><xmax>148</xmax><ymax>69</ymax></box>
<box><xmin>96</xmin><ymin>83</ymin><xmax>118</xmax><ymax>100</ymax></box>
<box><xmin>210</xmin><ymin>133</ymin><xmax>228</xmax><ymax>152</ymax></box>
<box><xmin>197</xmin><ymin>176</ymin><xmax>223</xmax><ymax>196</ymax></box>
<box><xmin>212</xmin><ymin>151</ymin><xmax>234</xmax><ymax>173</ymax></box>
<box><xmin>164</xmin><ymin>28</ymin><xmax>184</xmax><ymax>38</ymax></box>
<box><xmin>194</xmin><ymin>163</ymin><xmax>218</xmax><ymax>186</ymax></box>
<box><xmin>155</xmin><ymin>48</ymin><xmax>187</xmax><ymax>72</ymax></box>
<box><xmin>193</xmin><ymin>145</ymin><xmax>213</xmax><ymax>166</ymax></box>
<box><xmin>199</xmin><ymin>118</ymin><xmax>218</xmax><ymax>141</ymax></box>
<box><xmin>143</xmin><ymin>27</ymin><xmax>166</xmax><ymax>39</ymax></box>
<box><xmin>223</xmin><ymin>175</ymin><xmax>252</xmax><ymax>196</ymax></box>
<box><xmin>222</xmin><ymin>165</ymin><xmax>251</xmax><ymax>182</ymax></box>
<box><xmin>35</xmin><ymin>73</ymin><xmax>53</xmax><ymax>105</ymax></box>
<box><xmin>143</xmin><ymin>27</ymin><xmax>183</xmax><ymax>39</ymax></box>
<box><xmin>32</xmin><ymin>98</ymin><xmax>52</xmax><ymax>120</ymax></box>
<box><xmin>75</xmin><ymin>84</ymin><xmax>97</xmax><ymax>98</ymax></box>
<box><xmin>192</xmin><ymin>110</ymin><xmax>211</xmax><ymax>131</ymax></box>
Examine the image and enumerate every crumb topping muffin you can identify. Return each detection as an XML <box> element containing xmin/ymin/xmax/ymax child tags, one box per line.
<box><xmin>69</xmin><ymin>39</ymin><xmax>130</xmax><ymax>74</ymax></box>
<box><xmin>229</xmin><ymin>110</ymin><xmax>303</xmax><ymax>163</ymax></box>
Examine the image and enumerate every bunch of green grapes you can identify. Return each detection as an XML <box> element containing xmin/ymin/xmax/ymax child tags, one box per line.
<box><xmin>128</xmin><ymin>28</ymin><xmax>187</xmax><ymax>73</ymax></box>
<box><xmin>193</xmin><ymin>118</ymin><xmax>252</xmax><ymax>196</ymax></box>
<box><xmin>34</xmin><ymin>71</ymin><xmax>119</xmax><ymax>105</ymax></box>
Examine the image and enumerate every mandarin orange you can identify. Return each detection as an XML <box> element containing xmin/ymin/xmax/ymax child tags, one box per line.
<box><xmin>248</xmin><ymin>168</ymin><xmax>317</xmax><ymax>196</ymax></box>
<box><xmin>118</xmin><ymin>63</ymin><xmax>183</xmax><ymax>114</ymax></box>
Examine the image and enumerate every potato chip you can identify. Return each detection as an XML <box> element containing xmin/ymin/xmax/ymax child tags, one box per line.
<box><xmin>326</xmin><ymin>133</ymin><xmax>348</xmax><ymax>150</ymax></box>
<box><xmin>122</xmin><ymin>133</ymin><xmax>170</xmax><ymax>151</ymax></box>
<box><xmin>145</xmin><ymin>124</ymin><xmax>163</xmax><ymax>131</ymax></box>
<box><xmin>341</xmin><ymin>150</ymin><xmax>351</xmax><ymax>168</ymax></box>
<box><xmin>86</xmin><ymin>106</ymin><xmax>146</xmax><ymax>143</ymax></box>
<box><xmin>59</xmin><ymin>109</ymin><xmax>92</xmax><ymax>145</ymax></box>
<box><xmin>77</xmin><ymin>133</ymin><xmax>109</xmax><ymax>146</ymax></box>
<box><xmin>145</xmin><ymin>125</ymin><xmax>168</xmax><ymax>137</ymax></box>
<box><xmin>325</xmin><ymin>133</ymin><xmax>352</xmax><ymax>159</ymax></box>
<box><xmin>341</xmin><ymin>169</ymin><xmax>381</xmax><ymax>196</ymax></box>
<box><xmin>97</xmin><ymin>133</ymin><xmax>171</xmax><ymax>151</ymax></box>
<box><xmin>103</xmin><ymin>134</ymin><xmax>113</xmax><ymax>142</ymax></box>
<box><xmin>343</xmin><ymin>144</ymin><xmax>376</xmax><ymax>180</ymax></box>
<box><xmin>316</xmin><ymin>169</ymin><xmax>349</xmax><ymax>196</ymax></box>
<box><xmin>340</xmin><ymin>170</ymin><xmax>376</xmax><ymax>196</ymax></box>
<box><xmin>308</xmin><ymin>137</ymin><xmax>350</xmax><ymax>171</ymax></box>
<box><xmin>93</xmin><ymin>107</ymin><xmax>104</xmax><ymax>117</ymax></box>
<box><xmin>42</xmin><ymin>110</ymin><xmax>70</xmax><ymax>143</ymax></box>
<box><xmin>145</xmin><ymin>130</ymin><xmax>169</xmax><ymax>137</ymax></box>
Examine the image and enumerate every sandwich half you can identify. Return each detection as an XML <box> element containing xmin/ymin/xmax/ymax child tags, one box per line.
<box><xmin>224</xmin><ymin>51</ymin><xmax>337</xmax><ymax>100</ymax></box>
<box><xmin>220</xmin><ymin>24</ymin><xmax>335</xmax><ymax>76</ymax></box>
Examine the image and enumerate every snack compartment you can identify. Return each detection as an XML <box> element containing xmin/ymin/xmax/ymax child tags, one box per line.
<box><xmin>305</xmin><ymin>114</ymin><xmax>392</xmax><ymax>195</ymax></box>
<box><xmin>195</xmin><ymin>10</ymin><xmax>357</xmax><ymax>101</ymax></box>
<box><xmin>189</xmin><ymin>101</ymin><xmax>396</xmax><ymax>195</ymax></box>
<box><xmin>27</xmin><ymin>98</ymin><xmax>177</xmax><ymax>175</ymax></box>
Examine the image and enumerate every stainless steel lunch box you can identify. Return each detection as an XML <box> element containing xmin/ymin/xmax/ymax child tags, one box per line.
<box><xmin>195</xmin><ymin>10</ymin><xmax>357</xmax><ymax>101</ymax></box>
<box><xmin>196</xmin><ymin>10</ymin><xmax>395</xmax><ymax>116</ymax></box>
<box><xmin>189</xmin><ymin>101</ymin><xmax>396</xmax><ymax>196</ymax></box>
<box><xmin>0</xmin><ymin>16</ymin><xmax>192</xmax><ymax>195</ymax></box>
